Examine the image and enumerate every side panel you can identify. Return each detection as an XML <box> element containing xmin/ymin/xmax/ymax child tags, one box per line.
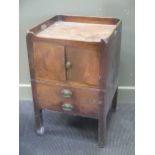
<box><xmin>104</xmin><ymin>23</ymin><xmax>122</xmax><ymax>115</ymax></box>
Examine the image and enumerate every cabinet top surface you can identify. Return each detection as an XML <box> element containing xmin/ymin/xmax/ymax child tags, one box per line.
<box><xmin>36</xmin><ymin>21</ymin><xmax>117</xmax><ymax>42</ymax></box>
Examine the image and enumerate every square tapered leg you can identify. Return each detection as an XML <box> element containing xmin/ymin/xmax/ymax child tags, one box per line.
<box><xmin>34</xmin><ymin>108</ymin><xmax>45</xmax><ymax>135</ymax></box>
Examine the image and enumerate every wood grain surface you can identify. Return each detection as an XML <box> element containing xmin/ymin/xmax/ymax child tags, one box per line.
<box><xmin>35</xmin><ymin>82</ymin><xmax>101</xmax><ymax>118</ymax></box>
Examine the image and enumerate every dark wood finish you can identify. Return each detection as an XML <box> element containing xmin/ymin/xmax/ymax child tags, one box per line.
<box><xmin>35</xmin><ymin>82</ymin><xmax>101</xmax><ymax>118</ymax></box>
<box><xmin>26</xmin><ymin>15</ymin><xmax>122</xmax><ymax>147</ymax></box>
<box><xmin>33</xmin><ymin>41</ymin><xmax>65</xmax><ymax>81</ymax></box>
<box><xmin>66</xmin><ymin>46</ymin><xmax>100</xmax><ymax>86</ymax></box>
<box><xmin>62</xmin><ymin>15</ymin><xmax>120</xmax><ymax>25</ymax></box>
<box><xmin>26</xmin><ymin>33</ymin><xmax>45</xmax><ymax>134</ymax></box>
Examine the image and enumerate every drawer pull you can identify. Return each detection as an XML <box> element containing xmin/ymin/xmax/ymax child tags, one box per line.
<box><xmin>65</xmin><ymin>61</ymin><xmax>71</xmax><ymax>69</ymax></box>
<box><xmin>62</xmin><ymin>103</ymin><xmax>74</xmax><ymax>112</ymax></box>
<box><xmin>61</xmin><ymin>89</ymin><xmax>72</xmax><ymax>98</ymax></box>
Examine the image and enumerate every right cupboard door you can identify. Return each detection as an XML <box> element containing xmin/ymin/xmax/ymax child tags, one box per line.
<box><xmin>66</xmin><ymin>46</ymin><xmax>100</xmax><ymax>86</ymax></box>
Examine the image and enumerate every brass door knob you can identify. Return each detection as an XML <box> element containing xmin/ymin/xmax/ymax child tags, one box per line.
<box><xmin>60</xmin><ymin>89</ymin><xmax>72</xmax><ymax>98</ymax></box>
<box><xmin>65</xmin><ymin>61</ymin><xmax>71</xmax><ymax>69</ymax></box>
<box><xmin>62</xmin><ymin>103</ymin><xmax>74</xmax><ymax>112</ymax></box>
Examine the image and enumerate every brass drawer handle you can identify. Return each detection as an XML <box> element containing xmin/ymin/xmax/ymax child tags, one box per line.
<box><xmin>62</xmin><ymin>103</ymin><xmax>74</xmax><ymax>112</ymax></box>
<box><xmin>65</xmin><ymin>61</ymin><xmax>71</xmax><ymax>69</ymax></box>
<box><xmin>60</xmin><ymin>89</ymin><xmax>72</xmax><ymax>98</ymax></box>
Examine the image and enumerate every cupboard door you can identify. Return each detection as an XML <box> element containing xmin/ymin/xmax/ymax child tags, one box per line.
<box><xmin>33</xmin><ymin>42</ymin><xmax>65</xmax><ymax>81</ymax></box>
<box><xmin>66</xmin><ymin>47</ymin><xmax>100</xmax><ymax>86</ymax></box>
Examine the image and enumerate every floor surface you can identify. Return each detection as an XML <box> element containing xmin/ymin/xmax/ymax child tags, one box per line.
<box><xmin>19</xmin><ymin>101</ymin><xmax>135</xmax><ymax>155</ymax></box>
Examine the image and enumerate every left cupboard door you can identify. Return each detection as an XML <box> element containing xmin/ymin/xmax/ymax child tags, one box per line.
<box><xmin>33</xmin><ymin>41</ymin><xmax>66</xmax><ymax>82</ymax></box>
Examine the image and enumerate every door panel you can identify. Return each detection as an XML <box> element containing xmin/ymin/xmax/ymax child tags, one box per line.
<box><xmin>66</xmin><ymin>47</ymin><xmax>100</xmax><ymax>86</ymax></box>
<box><xmin>33</xmin><ymin>42</ymin><xmax>65</xmax><ymax>81</ymax></box>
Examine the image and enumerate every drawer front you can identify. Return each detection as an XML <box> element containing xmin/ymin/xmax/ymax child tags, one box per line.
<box><xmin>66</xmin><ymin>47</ymin><xmax>100</xmax><ymax>86</ymax></box>
<box><xmin>35</xmin><ymin>83</ymin><xmax>101</xmax><ymax>117</ymax></box>
<box><xmin>33</xmin><ymin>42</ymin><xmax>65</xmax><ymax>81</ymax></box>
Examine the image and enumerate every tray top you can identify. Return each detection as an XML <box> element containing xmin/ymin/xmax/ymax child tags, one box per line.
<box><xmin>36</xmin><ymin>21</ymin><xmax>116</xmax><ymax>42</ymax></box>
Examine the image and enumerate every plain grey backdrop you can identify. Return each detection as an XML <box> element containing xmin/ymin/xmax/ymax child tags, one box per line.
<box><xmin>19</xmin><ymin>0</ymin><xmax>135</xmax><ymax>103</ymax></box>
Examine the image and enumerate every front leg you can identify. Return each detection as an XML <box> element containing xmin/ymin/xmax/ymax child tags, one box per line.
<box><xmin>34</xmin><ymin>108</ymin><xmax>45</xmax><ymax>136</ymax></box>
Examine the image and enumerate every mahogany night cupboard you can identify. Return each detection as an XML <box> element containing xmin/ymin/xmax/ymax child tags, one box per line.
<box><xmin>26</xmin><ymin>15</ymin><xmax>122</xmax><ymax>147</ymax></box>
